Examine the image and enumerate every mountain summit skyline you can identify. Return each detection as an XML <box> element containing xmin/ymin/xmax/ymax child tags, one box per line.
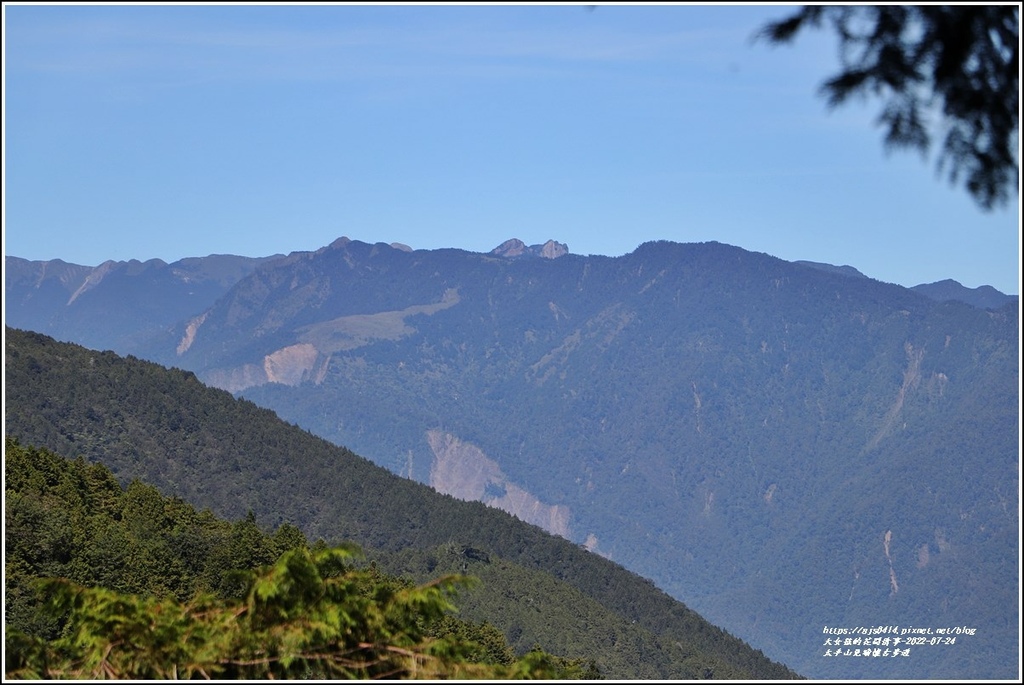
<box><xmin>8</xmin><ymin>6</ymin><xmax>1017</xmax><ymax>297</ymax></box>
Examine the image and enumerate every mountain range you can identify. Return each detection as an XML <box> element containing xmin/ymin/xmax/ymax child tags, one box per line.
<box><xmin>793</xmin><ymin>259</ymin><xmax>1018</xmax><ymax>311</ymax></box>
<box><xmin>5</xmin><ymin>244</ymin><xmax>1014</xmax><ymax>363</ymax></box>
<box><xmin>4</xmin><ymin>238</ymin><xmax>1019</xmax><ymax>679</ymax></box>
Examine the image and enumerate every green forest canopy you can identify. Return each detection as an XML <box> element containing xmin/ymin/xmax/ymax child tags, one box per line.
<box><xmin>4</xmin><ymin>437</ymin><xmax>597</xmax><ymax>680</ymax></box>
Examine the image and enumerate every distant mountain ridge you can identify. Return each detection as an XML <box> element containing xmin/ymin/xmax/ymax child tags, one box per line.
<box><xmin>794</xmin><ymin>259</ymin><xmax>1018</xmax><ymax>308</ymax></box>
<box><xmin>4</xmin><ymin>253</ymin><xmax>281</xmax><ymax>355</ymax></box>
<box><xmin>910</xmin><ymin>278</ymin><xmax>1018</xmax><ymax>310</ymax></box>
<box><xmin>793</xmin><ymin>259</ymin><xmax>869</xmax><ymax>279</ymax></box>
<box><xmin>4</xmin><ymin>238</ymin><xmax>1019</xmax><ymax>679</ymax></box>
<box><xmin>7</xmin><ymin>245</ymin><xmax>1014</xmax><ymax>360</ymax></box>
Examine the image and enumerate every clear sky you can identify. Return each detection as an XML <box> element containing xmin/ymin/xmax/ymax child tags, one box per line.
<box><xmin>3</xmin><ymin>3</ymin><xmax>1020</xmax><ymax>294</ymax></box>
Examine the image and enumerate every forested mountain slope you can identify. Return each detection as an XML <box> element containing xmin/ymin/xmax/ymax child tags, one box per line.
<box><xmin>135</xmin><ymin>238</ymin><xmax>1017</xmax><ymax>680</ymax></box>
<box><xmin>5</xmin><ymin>237</ymin><xmax>1019</xmax><ymax>679</ymax></box>
<box><xmin>3</xmin><ymin>438</ymin><xmax>600</xmax><ymax>679</ymax></box>
<box><xmin>4</xmin><ymin>328</ymin><xmax>797</xmax><ymax>680</ymax></box>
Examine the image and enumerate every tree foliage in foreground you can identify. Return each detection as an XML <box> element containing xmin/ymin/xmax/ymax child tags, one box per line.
<box><xmin>761</xmin><ymin>5</ymin><xmax>1019</xmax><ymax>210</ymax></box>
<box><xmin>3</xmin><ymin>438</ymin><xmax>594</xmax><ymax>680</ymax></box>
<box><xmin>6</xmin><ymin>546</ymin><xmax>582</xmax><ymax>680</ymax></box>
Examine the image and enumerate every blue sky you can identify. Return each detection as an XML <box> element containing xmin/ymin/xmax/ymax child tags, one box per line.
<box><xmin>3</xmin><ymin>3</ymin><xmax>1020</xmax><ymax>294</ymax></box>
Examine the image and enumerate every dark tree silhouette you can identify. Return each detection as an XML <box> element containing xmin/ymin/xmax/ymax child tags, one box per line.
<box><xmin>760</xmin><ymin>5</ymin><xmax>1018</xmax><ymax>211</ymax></box>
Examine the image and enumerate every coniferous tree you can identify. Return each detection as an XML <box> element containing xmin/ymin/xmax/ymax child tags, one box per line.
<box><xmin>760</xmin><ymin>5</ymin><xmax>1019</xmax><ymax>210</ymax></box>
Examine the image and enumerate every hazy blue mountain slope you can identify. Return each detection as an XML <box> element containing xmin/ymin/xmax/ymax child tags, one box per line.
<box><xmin>4</xmin><ymin>254</ymin><xmax>280</xmax><ymax>355</ymax></box>
<box><xmin>795</xmin><ymin>260</ymin><xmax>1018</xmax><ymax>309</ymax></box>
<box><xmin>5</xmin><ymin>238</ymin><xmax>1018</xmax><ymax>679</ymax></box>
<box><xmin>793</xmin><ymin>259</ymin><xmax>868</xmax><ymax>279</ymax></box>
<box><xmin>911</xmin><ymin>278</ymin><xmax>1018</xmax><ymax>310</ymax></box>
<box><xmin>4</xmin><ymin>328</ymin><xmax>798</xmax><ymax>680</ymax></box>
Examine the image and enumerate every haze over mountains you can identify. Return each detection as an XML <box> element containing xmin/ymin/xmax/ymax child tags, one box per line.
<box><xmin>3</xmin><ymin>253</ymin><xmax>281</xmax><ymax>357</ymax></box>
<box><xmin>4</xmin><ymin>238</ymin><xmax>1019</xmax><ymax>679</ymax></box>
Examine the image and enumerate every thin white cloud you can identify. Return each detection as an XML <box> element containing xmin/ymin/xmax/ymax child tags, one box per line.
<box><xmin>8</xmin><ymin>9</ymin><xmax>757</xmax><ymax>84</ymax></box>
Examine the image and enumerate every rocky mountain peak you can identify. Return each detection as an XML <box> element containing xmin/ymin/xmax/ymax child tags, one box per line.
<box><xmin>490</xmin><ymin>238</ymin><xmax>528</xmax><ymax>257</ymax></box>
<box><xmin>538</xmin><ymin>239</ymin><xmax>569</xmax><ymax>259</ymax></box>
<box><xmin>490</xmin><ymin>238</ymin><xmax>568</xmax><ymax>259</ymax></box>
